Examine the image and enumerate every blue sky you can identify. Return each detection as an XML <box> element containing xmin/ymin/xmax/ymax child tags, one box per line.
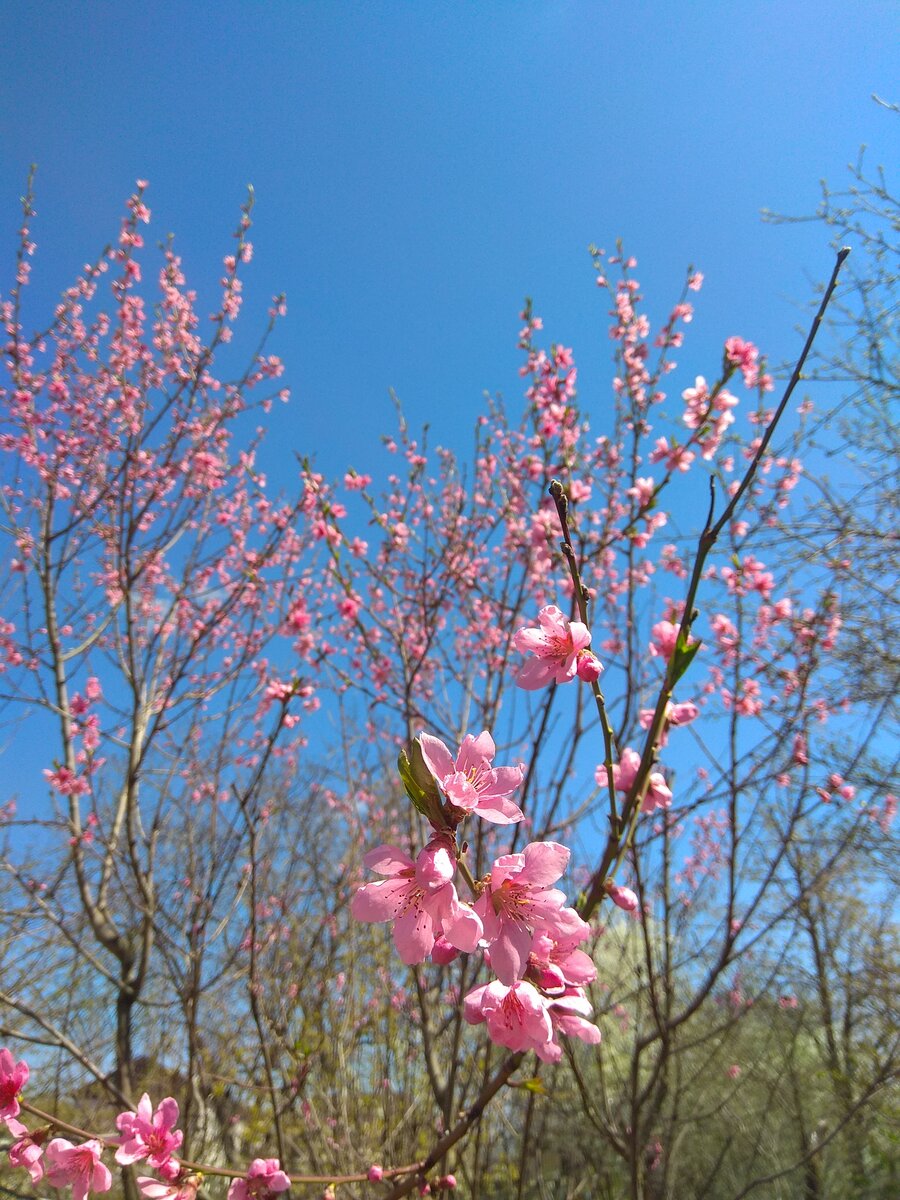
<box><xmin>1</xmin><ymin>0</ymin><xmax>897</xmax><ymax>487</ymax></box>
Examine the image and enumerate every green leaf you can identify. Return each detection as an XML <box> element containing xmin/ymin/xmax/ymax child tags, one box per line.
<box><xmin>670</xmin><ymin>632</ymin><xmax>702</xmax><ymax>686</ymax></box>
<box><xmin>398</xmin><ymin>739</ymin><xmax>444</xmax><ymax>826</ymax></box>
<box><xmin>519</xmin><ymin>1077</ymin><xmax>548</xmax><ymax>1095</ymax></box>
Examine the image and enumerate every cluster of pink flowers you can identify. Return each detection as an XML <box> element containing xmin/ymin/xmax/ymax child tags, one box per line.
<box><xmin>352</xmin><ymin>723</ymin><xmax>602</xmax><ymax>1061</ymax></box>
<box><xmin>0</xmin><ymin>1057</ymin><xmax>292</xmax><ymax>1200</ymax></box>
<box><xmin>353</xmin><ymin>601</ymin><xmax>681</xmax><ymax>1062</ymax></box>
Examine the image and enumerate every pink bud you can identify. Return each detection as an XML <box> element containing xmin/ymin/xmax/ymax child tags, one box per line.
<box><xmin>367</xmin><ymin>1165</ymin><xmax>384</xmax><ymax>1182</ymax></box>
<box><xmin>438</xmin><ymin>1175</ymin><xmax>457</xmax><ymax>1190</ymax></box>
<box><xmin>606</xmin><ymin>883</ymin><xmax>639</xmax><ymax>913</ymax></box>
<box><xmin>575</xmin><ymin>649</ymin><xmax>602</xmax><ymax>683</ymax></box>
<box><xmin>431</xmin><ymin>936</ymin><xmax>460</xmax><ymax>966</ymax></box>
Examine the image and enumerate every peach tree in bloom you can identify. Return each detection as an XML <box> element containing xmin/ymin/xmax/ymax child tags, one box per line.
<box><xmin>0</xmin><ymin>174</ymin><xmax>893</xmax><ymax>1200</ymax></box>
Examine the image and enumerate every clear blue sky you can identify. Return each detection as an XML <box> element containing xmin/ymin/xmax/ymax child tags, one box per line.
<box><xmin>1</xmin><ymin>0</ymin><xmax>897</xmax><ymax>483</ymax></box>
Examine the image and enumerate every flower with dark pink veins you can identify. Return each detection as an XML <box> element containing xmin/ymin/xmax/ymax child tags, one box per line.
<box><xmin>419</xmin><ymin>730</ymin><xmax>524</xmax><ymax>824</ymax></box>
<box><xmin>513</xmin><ymin>605</ymin><xmax>599</xmax><ymax>690</ymax></box>
<box><xmin>475</xmin><ymin>842</ymin><xmax>589</xmax><ymax>985</ymax></box>
<box><xmin>45</xmin><ymin>1138</ymin><xmax>112</xmax><ymax>1200</ymax></box>
<box><xmin>115</xmin><ymin>1094</ymin><xmax>183</xmax><ymax>1170</ymax></box>
<box><xmin>351</xmin><ymin>836</ymin><xmax>482</xmax><ymax>964</ymax></box>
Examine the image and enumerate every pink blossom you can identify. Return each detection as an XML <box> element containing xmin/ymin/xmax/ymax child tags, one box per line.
<box><xmin>351</xmin><ymin>836</ymin><xmax>482</xmax><ymax>964</ymax></box>
<box><xmin>527</xmin><ymin>930</ymin><xmax>596</xmax><ymax>991</ymax></box>
<box><xmin>724</xmin><ymin>336</ymin><xmax>760</xmax><ymax>387</ymax></box>
<box><xmin>475</xmin><ymin>842</ymin><xmax>588</xmax><ymax>984</ymax></box>
<box><xmin>137</xmin><ymin>1170</ymin><xmax>202</xmax><ymax>1200</ymax></box>
<box><xmin>595</xmin><ymin>748</ymin><xmax>673</xmax><ymax>813</ymax></box>
<box><xmin>367</xmin><ymin>1165</ymin><xmax>384</xmax><ymax>1182</ymax></box>
<box><xmin>463</xmin><ymin>980</ymin><xmax>555</xmax><ymax>1057</ymax></box>
<box><xmin>648</xmin><ymin>619</ymin><xmax>696</xmax><ymax>663</ymax></box>
<box><xmin>419</xmin><ymin>730</ymin><xmax>525</xmax><ymax>824</ymax></box>
<box><xmin>464</xmin><ymin>979</ymin><xmax>600</xmax><ymax>1062</ymax></box>
<box><xmin>639</xmin><ymin>699</ymin><xmax>699</xmax><ymax>745</ymax></box>
<box><xmin>513</xmin><ymin>605</ymin><xmax>596</xmax><ymax>690</ymax></box>
<box><xmin>227</xmin><ymin>1158</ymin><xmax>290</xmax><ymax>1200</ymax></box>
<box><xmin>0</xmin><ymin>1047</ymin><xmax>29</xmax><ymax>1119</ymax></box>
<box><xmin>116</xmin><ymin>1094</ymin><xmax>183</xmax><ymax>1169</ymax></box>
<box><xmin>6</xmin><ymin>1117</ymin><xmax>44</xmax><ymax>1183</ymax></box>
<box><xmin>45</xmin><ymin>1138</ymin><xmax>112</xmax><ymax>1200</ymax></box>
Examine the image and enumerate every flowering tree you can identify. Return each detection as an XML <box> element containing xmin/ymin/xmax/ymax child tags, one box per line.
<box><xmin>0</xmin><ymin>168</ymin><xmax>895</xmax><ymax>1200</ymax></box>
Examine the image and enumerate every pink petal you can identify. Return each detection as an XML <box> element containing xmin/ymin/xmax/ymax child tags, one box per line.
<box><xmin>350</xmin><ymin>877</ymin><xmax>411</xmax><ymax>923</ymax></box>
<box><xmin>418</xmin><ymin>733</ymin><xmax>455</xmax><ymax>782</ymax></box>
<box><xmin>363</xmin><ymin>844</ymin><xmax>415</xmax><ymax>875</ymax></box>
<box><xmin>520</xmin><ymin>841</ymin><xmax>570</xmax><ymax>886</ymax></box>
<box><xmin>393</xmin><ymin>906</ymin><xmax>435</xmax><ymax>964</ymax></box>
<box><xmin>515</xmin><ymin>657</ymin><xmax>557</xmax><ymax>690</ymax></box>
<box><xmin>473</xmin><ymin>794</ymin><xmax>524</xmax><ymax>825</ymax></box>
<box><xmin>489</xmin><ymin>921</ymin><xmax>534</xmax><ymax>985</ymax></box>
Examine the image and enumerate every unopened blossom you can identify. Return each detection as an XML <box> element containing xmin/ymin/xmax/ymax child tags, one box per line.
<box><xmin>513</xmin><ymin>605</ymin><xmax>598</xmax><ymax>690</ymax></box>
<box><xmin>475</xmin><ymin>842</ymin><xmax>589</xmax><ymax>984</ymax></box>
<box><xmin>0</xmin><ymin>1047</ymin><xmax>29</xmax><ymax>1119</ymax></box>
<box><xmin>606</xmin><ymin>882</ymin><xmax>639</xmax><ymax>913</ymax></box>
<box><xmin>227</xmin><ymin>1158</ymin><xmax>290</xmax><ymax>1200</ymax></box>
<box><xmin>419</xmin><ymin>730</ymin><xmax>525</xmax><ymax>824</ymax></box>
<box><xmin>45</xmin><ymin>1138</ymin><xmax>112</xmax><ymax>1200</ymax></box>
<box><xmin>595</xmin><ymin>748</ymin><xmax>672</xmax><ymax>814</ymax></box>
<box><xmin>6</xmin><ymin>1117</ymin><xmax>44</xmax><ymax>1183</ymax></box>
<box><xmin>116</xmin><ymin>1094</ymin><xmax>183</xmax><ymax>1169</ymax></box>
<box><xmin>351</xmin><ymin>836</ymin><xmax>482</xmax><ymax>964</ymax></box>
<box><xmin>367</xmin><ymin>1165</ymin><xmax>384</xmax><ymax>1182</ymax></box>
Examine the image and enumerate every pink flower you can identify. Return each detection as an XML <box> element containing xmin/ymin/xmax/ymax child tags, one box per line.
<box><xmin>648</xmin><ymin>619</ymin><xmax>692</xmax><ymax>662</ymax></box>
<box><xmin>0</xmin><ymin>1047</ymin><xmax>29</xmax><ymax>1119</ymax></box>
<box><xmin>45</xmin><ymin>1138</ymin><xmax>112</xmax><ymax>1200</ymax></box>
<box><xmin>418</xmin><ymin>730</ymin><xmax>524</xmax><ymax>824</ymax></box>
<box><xmin>6</xmin><ymin>1117</ymin><xmax>44</xmax><ymax>1183</ymax></box>
<box><xmin>513</xmin><ymin>605</ymin><xmax>596</xmax><ymax>690</ymax></box>
<box><xmin>463</xmin><ymin>980</ymin><xmax>555</xmax><ymax>1058</ymax></box>
<box><xmin>464</xmin><ymin>979</ymin><xmax>600</xmax><ymax>1062</ymax></box>
<box><xmin>595</xmin><ymin>748</ymin><xmax>672</xmax><ymax>814</ymax></box>
<box><xmin>227</xmin><ymin>1159</ymin><xmax>290</xmax><ymax>1200</ymax></box>
<box><xmin>351</xmin><ymin>837</ymin><xmax>482</xmax><ymax>964</ymax></box>
<box><xmin>527</xmin><ymin>930</ymin><xmax>596</xmax><ymax>991</ymax></box>
<box><xmin>475</xmin><ymin>842</ymin><xmax>589</xmax><ymax>985</ymax></box>
<box><xmin>367</xmin><ymin>1165</ymin><xmax>384</xmax><ymax>1182</ymax></box>
<box><xmin>116</xmin><ymin>1094</ymin><xmax>183</xmax><ymax>1169</ymax></box>
<box><xmin>137</xmin><ymin>1170</ymin><xmax>202</xmax><ymax>1200</ymax></box>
